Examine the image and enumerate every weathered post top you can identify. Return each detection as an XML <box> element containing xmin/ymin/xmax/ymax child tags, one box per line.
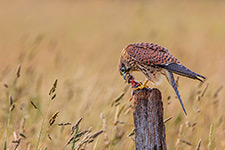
<box><xmin>133</xmin><ymin>88</ymin><xmax>167</xmax><ymax>150</ymax></box>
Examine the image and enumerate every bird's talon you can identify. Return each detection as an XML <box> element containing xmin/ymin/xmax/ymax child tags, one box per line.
<box><xmin>133</xmin><ymin>80</ymin><xmax>148</xmax><ymax>90</ymax></box>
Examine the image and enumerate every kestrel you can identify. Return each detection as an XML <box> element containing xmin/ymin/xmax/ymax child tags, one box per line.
<box><xmin>118</xmin><ymin>42</ymin><xmax>205</xmax><ymax>115</ymax></box>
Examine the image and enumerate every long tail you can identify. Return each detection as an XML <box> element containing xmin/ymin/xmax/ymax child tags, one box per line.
<box><xmin>161</xmin><ymin>63</ymin><xmax>205</xmax><ymax>82</ymax></box>
<box><xmin>165</xmin><ymin>70</ymin><xmax>187</xmax><ymax>116</ymax></box>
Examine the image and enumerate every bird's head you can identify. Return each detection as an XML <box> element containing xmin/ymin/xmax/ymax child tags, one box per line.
<box><xmin>119</xmin><ymin>63</ymin><xmax>128</xmax><ymax>76</ymax></box>
<box><xmin>118</xmin><ymin>55</ymin><xmax>133</xmax><ymax>81</ymax></box>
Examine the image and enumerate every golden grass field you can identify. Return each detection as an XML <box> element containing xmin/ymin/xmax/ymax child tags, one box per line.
<box><xmin>0</xmin><ymin>0</ymin><xmax>225</xmax><ymax>149</ymax></box>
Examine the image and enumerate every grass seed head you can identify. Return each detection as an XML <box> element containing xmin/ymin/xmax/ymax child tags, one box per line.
<box><xmin>49</xmin><ymin>111</ymin><xmax>60</xmax><ymax>126</ymax></box>
<box><xmin>49</xmin><ymin>79</ymin><xmax>58</xmax><ymax>96</ymax></box>
<box><xmin>71</xmin><ymin>117</ymin><xmax>83</xmax><ymax>135</ymax></box>
<box><xmin>48</xmin><ymin>133</ymin><xmax>52</xmax><ymax>141</ymax></box>
<box><xmin>4</xmin><ymin>84</ymin><xmax>8</xmax><ymax>88</ymax></box>
<box><xmin>30</xmin><ymin>100</ymin><xmax>37</xmax><ymax>109</ymax></box>
<box><xmin>10</xmin><ymin>96</ymin><xmax>13</xmax><ymax>105</ymax></box>
<box><xmin>16</xmin><ymin>64</ymin><xmax>21</xmax><ymax>78</ymax></box>
<box><xmin>196</xmin><ymin>139</ymin><xmax>202</xmax><ymax>150</ymax></box>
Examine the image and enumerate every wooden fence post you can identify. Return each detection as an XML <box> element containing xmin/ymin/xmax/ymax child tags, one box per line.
<box><xmin>133</xmin><ymin>88</ymin><xmax>167</xmax><ymax>150</ymax></box>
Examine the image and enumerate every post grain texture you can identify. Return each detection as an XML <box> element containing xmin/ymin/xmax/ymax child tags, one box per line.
<box><xmin>133</xmin><ymin>88</ymin><xmax>167</xmax><ymax>150</ymax></box>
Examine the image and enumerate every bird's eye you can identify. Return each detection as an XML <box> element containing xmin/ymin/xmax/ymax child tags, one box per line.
<box><xmin>120</xmin><ymin>66</ymin><xmax>126</xmax><ymax>74</ymax></box>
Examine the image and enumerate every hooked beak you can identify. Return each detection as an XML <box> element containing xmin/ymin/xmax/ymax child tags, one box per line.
<box><xmin>123</xmin><ymin>73</ymin><xmax>128</xmax><ymax>80</ymax></box>
<box><xmin>123</xmin><ymin>72</ymin><xmax>133</xmax><ymax>83</ymax></box>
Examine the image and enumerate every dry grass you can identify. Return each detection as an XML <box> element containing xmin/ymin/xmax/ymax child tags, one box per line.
<box><xmin>0</xmin><ymin>0</ymin><xmax>225</xmax><ymax>149</ymax></box>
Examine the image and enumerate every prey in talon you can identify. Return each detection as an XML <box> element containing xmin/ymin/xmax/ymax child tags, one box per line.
<box><xmin>123</xmin><ymin>73</ymin><xmax>141</xmax><ymax>89</ymax></box>
<box><xmin>118</xmin><ymin>42</ymin><xmax>206</xmax><ymax>116</ymax></box>
<box><xmin>122</xmin><ymin>72</ymin><xmax>141</xmax><ymax>101</ymax></box>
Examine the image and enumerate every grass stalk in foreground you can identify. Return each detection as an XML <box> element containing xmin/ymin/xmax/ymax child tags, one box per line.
<box><xmin>208</xmin><ymin>124</ymin><xmax>214</xmax><ymax>150</ymax></box>
<box><xmin>71</xmin><ymin>127</ymin><xmax>79</xmax><ymax>150</ymax></box>
<box><xmin>35</xmin><ymin>101</ymin><xmax>50</xmax><ymax>150</ymax></box>
<box><xmin>4</xmin><ymin>98</ymin><xmax>13</xmax><ymax>150</ymax></box>
<box><xmin>4</xmin><ymin>66</ymin><xmax>21</xmax><ymax>150</ymax></box>
<box><xmin>35</xmin><ymin>79</ymin><xmax>58</xmax><ymax>150</ymax></box>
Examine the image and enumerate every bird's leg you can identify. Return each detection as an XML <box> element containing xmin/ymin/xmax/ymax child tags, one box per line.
<box><xmin>142</xmin><ymin>80</ymin><xmax>149</xmax><ymax>87</ymax></box>
<box><xmin>129</xmin><ymin>79</ymin><xmax>148</xmax><ymax>101</ymax></box>
<box><xmin>124</xmin><ymin>74</ymin><xmax>149</xmax><ymax>101</ymax></box>
<box><xmin>134</xmin><ymin>80</ymin><xmax>149</xmax><ymax>90</ymax></box>
<box><xmin>124</xmin><ymin>73</ymin><xmax>148</xmax><ymax>90</ymax></box>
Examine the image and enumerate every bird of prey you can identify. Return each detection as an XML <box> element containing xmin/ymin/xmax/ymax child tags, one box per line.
<box><xmin>118</xmin><ymin>42</ymin><xmax>205</xmax><ymax>115</ymax></box>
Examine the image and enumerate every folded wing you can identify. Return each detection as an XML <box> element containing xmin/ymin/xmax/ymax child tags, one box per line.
<box><xmin>159</xmin><ymin>63</ymin><xmax>205</xmax><ymax>82</ymax></box>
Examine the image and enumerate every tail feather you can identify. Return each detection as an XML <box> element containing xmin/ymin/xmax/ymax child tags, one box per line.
<box><xmin>161</xmin><ymin>63</ymin><xmax>205</xmax><ymax>82</ymax></box>
<box><xmin>165</xmin><ymin>70</ymin><xmax>187</xmax><ymax>116</ymax></box>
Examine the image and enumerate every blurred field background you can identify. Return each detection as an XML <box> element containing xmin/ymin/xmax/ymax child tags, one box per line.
<box><xmin>0</xmin><ymin>0</ymin><xmax>225</xmax><ymax>149</ymax></box>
